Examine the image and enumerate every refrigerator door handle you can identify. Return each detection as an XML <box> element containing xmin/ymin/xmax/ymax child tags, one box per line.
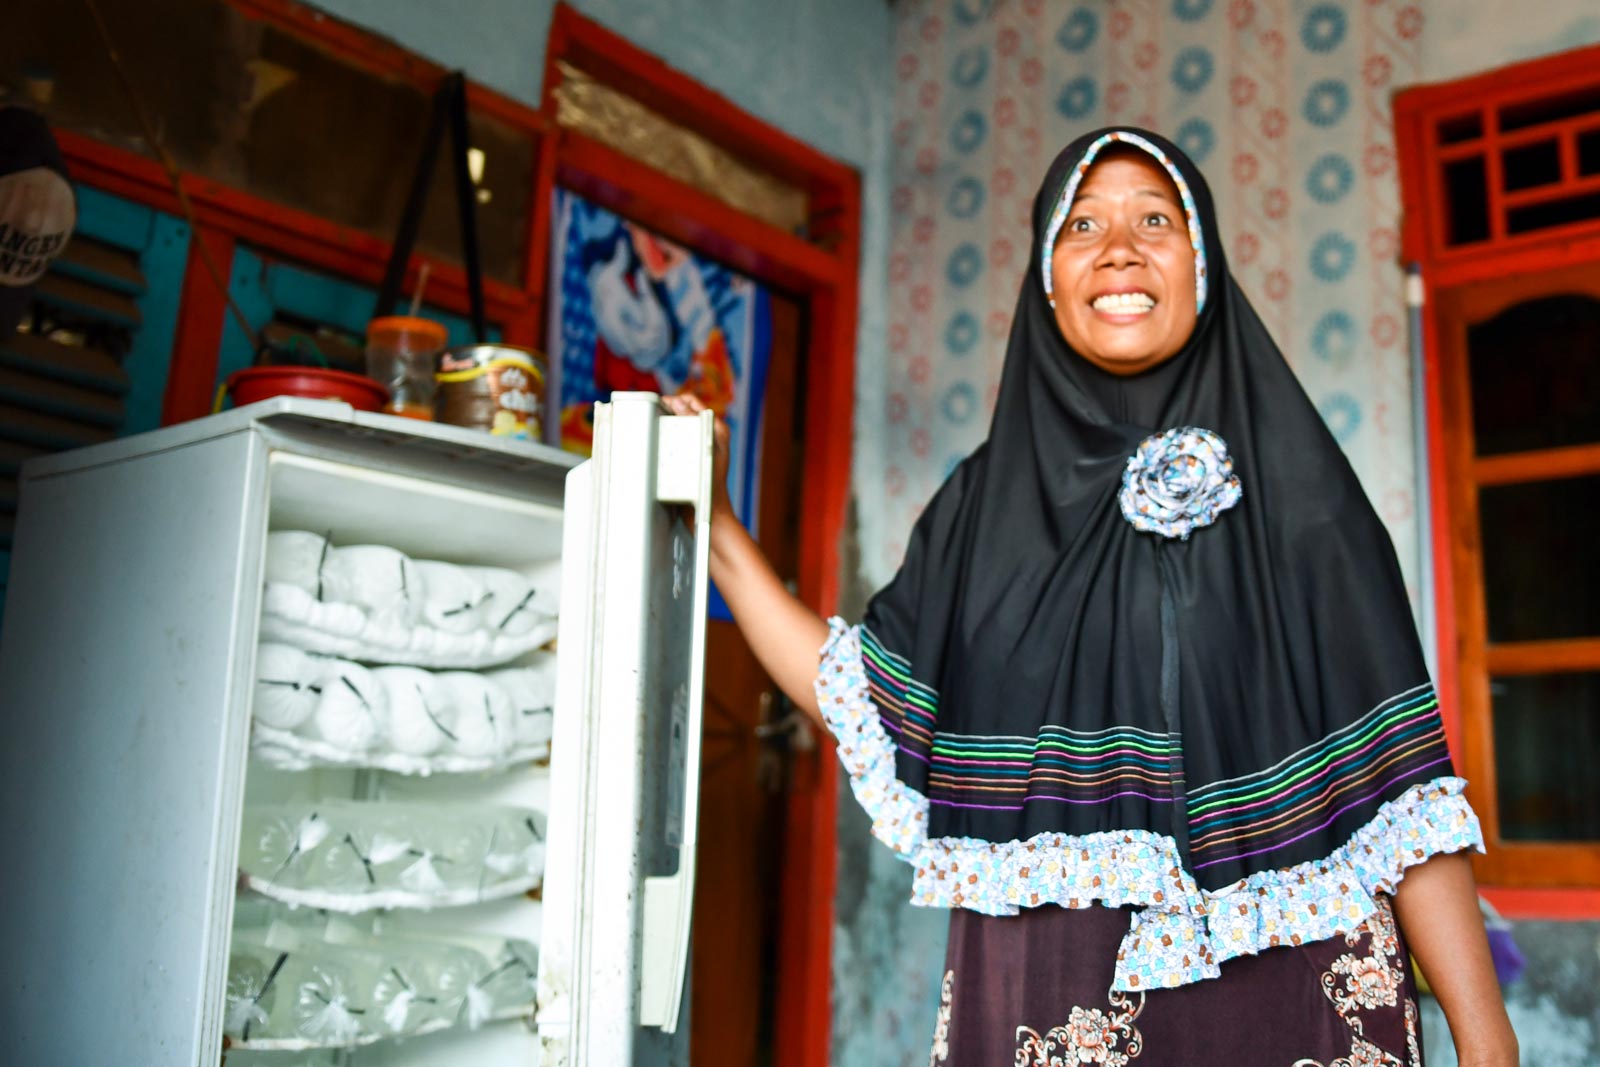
<box><xmin>637</xmin><ymin>410</ymin><xmax>713</xmax><ymax>1032</ymax></box>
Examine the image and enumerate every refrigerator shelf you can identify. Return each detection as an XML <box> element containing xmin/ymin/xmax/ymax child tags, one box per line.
<box><xmin>239</xmin><ymin>874</ymin><xmax>543</xmax><ymax>915</ymax></box>
<box><xmin>250</xmin><ymin>724</ymin><xmax>551</xmax><ymax>776</ymax></box>
<box><xmin>223</xmin><ymin>908</ymin><xmax>540</xmax><ymax>1052</ymax></box>
<box><xmin>224</xmin><ymin>1008</ymin><xmax>535</xmax><ymax>1054</ymax></box>
<box><xmin>237</xmin><ymin>802</ymin><xmax>545</xmax><ymax>915</ymax></box>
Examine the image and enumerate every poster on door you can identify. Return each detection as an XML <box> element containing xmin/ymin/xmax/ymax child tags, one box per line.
<box><xmin>546</xmin><ymin>189</ymin><xmax>773</xmax><ymax>620</ymax></box>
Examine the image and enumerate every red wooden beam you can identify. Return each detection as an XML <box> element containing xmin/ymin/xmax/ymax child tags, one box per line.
<box><xmin>1473</xmin><ymin>441</ymin><xmax>1600</xmax><ymax>486</ymax></box>
<box><xmin>522</xmin><ymin>118</ymin><xmax>562</xmax><ymax>339</ymax></box>
<box><xmin>1420</xmin><ymin>296</ymin><xmax>1463</xmax><ymax>762</ymax></box>
<box><xmin>56</xmin><ymin>130</ymin><xmax>533</xmax><ymax>328</ymax></box>
<box><xmin>1484</xmin><ymin>113</ymin><xmax>1508</xmax><ymax>242</ymax></box>
<box><xmin>773</xmin><ymin>750</ymin><xmax>838</xmax><ymax>1067</ymax></box>
<box><xmin>163</xmin><ymin>228</ymin><xmax>235</xmax><ymax>424</ymax></box>
<box><xmin>1502</xmin><ymin>172</ymin><xmax>1600</xmax><ymax>209</ymax></box>
<box><xmin>1395</xmin><ymin>99</ymin><xmax>1431</xmax><ymax>265</ymax></box>
<box><xmin>1424</xmin><ymin>227</ymin><xmax>1600</xmax><ymax>288</ymax></box>
<box><xmin>1480</xmin><ymin>886</ymin><xmax>1600</xmax><ymax>920</ymax></box>
<box><xmin>1484</xmin><ymin>637</ymin><xmax>1600</xmax><ymax>676</ymax></box>
<box><xmin>775</xmin><ymin>170</ymin><xmax>859</xmax><ymax>1067</ymax></box>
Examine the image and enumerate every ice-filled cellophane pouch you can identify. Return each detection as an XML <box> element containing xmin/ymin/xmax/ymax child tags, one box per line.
<box><xmin>238</xmin><ymin>800</ymin><xmax>546</xmax><ymax>912</ymax></box>
<box><xmin>224</xmin><ymin>905</ymin><xmax>538</xmax><ymax>1051</ymax></box>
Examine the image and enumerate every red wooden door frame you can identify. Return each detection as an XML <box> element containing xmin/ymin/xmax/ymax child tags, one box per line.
<box><xmin>1395</xmin><ymin>40</ymin><xmax>1600</xmax><ymax>921</ymax></box>
<box><xmin>539</xmin><ymin>10</ymin><xmax>855</xmax><ymax>1064</ymax></box>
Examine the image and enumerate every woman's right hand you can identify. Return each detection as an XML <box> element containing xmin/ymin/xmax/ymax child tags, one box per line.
<box><xmin>658</xmin><ymin>391</ymin><xmax>830</xmax><ymax>729</ymax></box>
<box><xmin>661</xmin><ymin>393</ymin><xmax>734</xmax><ymax>522</ymax></box>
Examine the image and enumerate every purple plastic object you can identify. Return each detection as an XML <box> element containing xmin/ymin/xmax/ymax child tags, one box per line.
<box><xmin>1485</xmin><ymin>925</ymin><xmax>1527</xmax><ymax>988</ymax></box>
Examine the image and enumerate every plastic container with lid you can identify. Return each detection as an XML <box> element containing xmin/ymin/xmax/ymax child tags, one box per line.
<box><xmin>365</xmin><ymin>316</ymin><xmax>448</xmax><ymax>420</ymax></box>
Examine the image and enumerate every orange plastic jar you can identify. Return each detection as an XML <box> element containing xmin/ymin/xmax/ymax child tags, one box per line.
<box><xmin>365</xmin><ymin>316</ymin><xmax>448</xmax><ymax>420</ymax></box>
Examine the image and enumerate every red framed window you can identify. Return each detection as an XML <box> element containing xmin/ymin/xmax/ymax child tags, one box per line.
<box><xmin>1397</xmin><ymin>42</ymin><xmax>1600</xmax><ymax>917</ymax></box>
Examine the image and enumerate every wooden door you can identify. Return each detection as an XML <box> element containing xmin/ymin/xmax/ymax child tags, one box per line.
<box><xmin>1435</xmin><ymin>260</ymin><xmax>1600</xmax><ymax>886</ymax></box>
<box><xmin>691</xmin><ymin>293</ymin><xmax>805</xmax><ymax>1065</ymax></box>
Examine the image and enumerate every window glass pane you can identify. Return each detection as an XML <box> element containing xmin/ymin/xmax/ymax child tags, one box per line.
<box><xmin>1479</xmin><ymin>474</ymin><xmax>1600</xmax><ymax>643</ymax></box>
<box><xmin>1581</xmin><ymin>129</ymin><xmax>1600</xmax><ymax>177</ymax></box>
<box><xmin>1501</xmin><ymin>140</ymin><xmax>1561</xmax><ymax>191</ymax></box>
<box><xmin>1468</xmin><ymin>294</ymin><xmax>1600</xmax><ymax>455</ymax></box>
<box><xmin>1505</xmin><ymin>192</ymin><xmax>1600</xmax><ymax>236</ymax></box>
<box><xmin>1443</xmin><ymin>156</ymin><xmax>1490</xmax><ymax>245</ymax></box>
<box><xmin>1492</xmin><ymin>671</ymin><xmax>1600</xmax><ymax>841</ymax></box>
<box><xmin>6</xmin><ymin>0</ymin><xmax>532</xmax><ymax>287</ymax></box>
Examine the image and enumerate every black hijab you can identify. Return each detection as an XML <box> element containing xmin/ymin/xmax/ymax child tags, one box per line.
<box><xmin>862</xmin><ymin>128</ymin><xmax>1452</xmax><ymax>893</ymax></box>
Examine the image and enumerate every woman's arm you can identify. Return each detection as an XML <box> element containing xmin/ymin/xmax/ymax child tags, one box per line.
<box><xmin>1392</xmin><ymin>852</ymin><xmax>1518</xmax><ymax>1067</ymax></box>
<box><xmin>661</xmin><ymin>394</ymin><xmax>829</xmax><ymax>728</ymax></box>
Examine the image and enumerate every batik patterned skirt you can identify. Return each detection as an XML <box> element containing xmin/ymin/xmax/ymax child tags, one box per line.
<box><xmin>929</xmin><ymin>894</ymin><xmax>1423</xmax><ymax>1067</ymax></box>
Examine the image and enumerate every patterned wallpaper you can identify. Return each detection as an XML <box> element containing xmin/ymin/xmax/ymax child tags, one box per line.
<box><xmin>859</xmin><ymin>0</ymin><xmax>1427</xmax><ymax>602</ymax></box>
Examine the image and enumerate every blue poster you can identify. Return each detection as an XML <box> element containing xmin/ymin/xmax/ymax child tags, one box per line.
<box><xmin>547</xmin><ymin>189</ymin><xmax>773</xmax><ymax>621</ymax></box>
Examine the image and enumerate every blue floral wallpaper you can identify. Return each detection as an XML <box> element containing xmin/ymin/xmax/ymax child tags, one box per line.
<box><xmin>861</xmin><ymin>0</ymin><xmax>1432</xmax><ymax>609</ymax></box>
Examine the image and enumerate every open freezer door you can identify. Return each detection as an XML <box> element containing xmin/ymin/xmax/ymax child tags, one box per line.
<box><xmin>537</xmin><ymin>394</ymin><xmax>713</xmax><ymax>1067</ymax></box>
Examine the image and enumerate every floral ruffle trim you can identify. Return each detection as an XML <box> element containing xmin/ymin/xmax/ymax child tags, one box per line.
<box><xmin>817</xmin><ymin>619</ymin><xmax>931</xmax><ymax>857</ymax></box>
<box><xmin>815</xmin><ymin>620</ymin><xmax>1485</xmax><ymax>991</ymax></box>
<box><xmin>1113</xmin><ymin>777</ymin><xmax>1482</xmax><ymax>990</ymax></box>
<box><xmin>817</xmin><ymin>619</ymin><xmax>1202</xmax><ymax>915</ymax></box>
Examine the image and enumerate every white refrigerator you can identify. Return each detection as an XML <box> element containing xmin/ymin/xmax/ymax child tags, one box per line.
<box><xmin>0</xmin><ymin>393</ymin><xmax>712</xmax><ymax>1066</ymax></box>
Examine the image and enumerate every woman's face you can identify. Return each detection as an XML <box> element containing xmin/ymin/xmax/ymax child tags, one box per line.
<box><xmin>1049</xmin><ymin>151</ymin><xmax>1198</xmax><ymax>376</ymax></box>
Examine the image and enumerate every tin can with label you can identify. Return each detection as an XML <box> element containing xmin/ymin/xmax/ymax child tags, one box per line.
<box><xmin>434</xmin><ymin>344</ymin><xmax>546</xmax><ymax>441</ymax></box>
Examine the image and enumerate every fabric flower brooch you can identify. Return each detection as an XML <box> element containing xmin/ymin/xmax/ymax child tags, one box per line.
<box><xmin>1119</xmin><ymin>427</ymin><xmax>1242</xmax><ymax>540</ymax></box>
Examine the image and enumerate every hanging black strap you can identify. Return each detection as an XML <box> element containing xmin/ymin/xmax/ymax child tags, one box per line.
<box><xmin>373</xmin><ymin>72</ymin><xmax>486</xmax><ymax>342</ymax></box>
<box><xmin>445</xmin><ymin>74</ymin><xmax>487</xmax><ymax>342</ymax></box>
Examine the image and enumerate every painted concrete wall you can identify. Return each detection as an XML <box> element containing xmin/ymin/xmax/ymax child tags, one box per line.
<box><xmin>309</xmin><ymin>0</ymin><xmax>886</xmax><ymax>171</ymax></box>
<box><xmin>1421</xmin><ymin>0</ymin><xmax>1600</xmax><ymax>83</ymax></box>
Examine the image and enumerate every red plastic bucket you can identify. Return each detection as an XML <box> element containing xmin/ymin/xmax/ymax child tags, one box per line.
<box><xmin>224</xmin><ymin>367</ymin><xmax>389</xmax><ymax>412</ymax></box>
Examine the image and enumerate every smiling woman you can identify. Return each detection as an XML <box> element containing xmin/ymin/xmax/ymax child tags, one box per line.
<box><xmin>1048</xmin><ymin>147</ymin><xmax>1198</xmax><ymax>375</ymax></box>
<box><xmin>676</xmin><ymin>126</ymin><xmax>1518</xmax><ymax>1067</ymax></box>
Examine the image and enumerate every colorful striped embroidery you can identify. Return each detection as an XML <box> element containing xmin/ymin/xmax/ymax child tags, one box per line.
<box><xmin>814</xmin><ymin>620</ymin><xmax>1483</xmax><ymax>992</ymax></box>
<box><xmin>862</xmin><ymin>625</ymin><xmax>1179</xmax><ymax>812</ymax></box>
<box><xmin>1185</xmin><ymin>684</ymin><xmax>1450</xmax><ymax>870</ymax></box>
<box><xmin>861</xmin><ymin>627</ymin><xmax>937</xmax><ymax>752</ymax></box>
<box><xmin>926</xmin><ymin>726</ymin><xmax>1179</xmax><ymax>811</ymax></box>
